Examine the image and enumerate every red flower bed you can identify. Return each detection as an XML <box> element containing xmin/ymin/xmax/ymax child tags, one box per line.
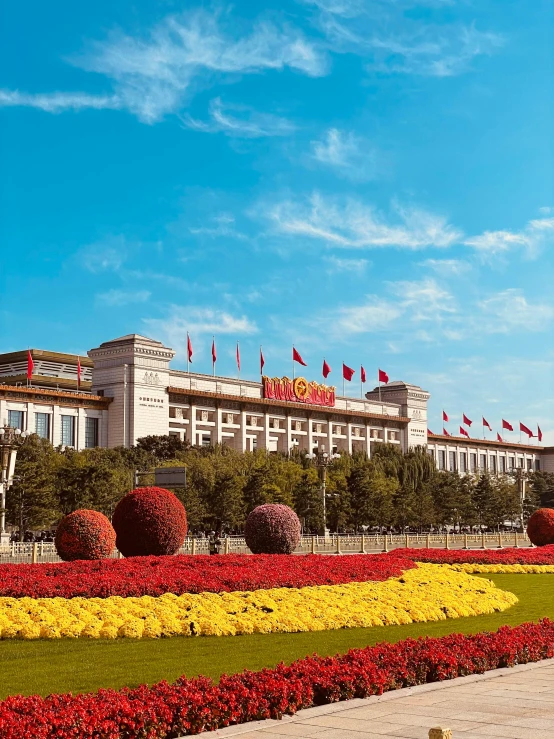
<box><xmin>402</xmin><ymin>545</ymin><xmax>554</xmax><ymax>565</ymax></box>
<box><xmin>0</xmin><ymin>553</ymin><xmax>414</xmax><ymax>599</ymax></box>
<box><xmin>1</xmin><ymin>619</ymin><xmax>553</xmax><ymax>738</ymax></box>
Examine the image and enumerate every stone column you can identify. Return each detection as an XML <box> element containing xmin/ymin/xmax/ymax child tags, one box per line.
<box><xmin>241</xmin><ymin>410</ymin><xmax>248</xmax><ymax>453</ymax></box>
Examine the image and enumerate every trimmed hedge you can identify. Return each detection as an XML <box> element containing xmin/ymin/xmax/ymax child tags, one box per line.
<box><xmin>244</xmin><ymin>504</ymin><xmax>301</xmax><ymax>554</ymax></box>
<box><xmin>54</xmin><ymin>510</ymin><xmax>116</xmax><ymax>562</ymax></box>
<box><xmin>112</xmin><ymin>487</ymin><xmax>187</xmax><ymax>557</ymax></box>
<box><xmin>527</xmin><ymin>508</ymin><xmax>554</xmax><ymax>546</ymax></box>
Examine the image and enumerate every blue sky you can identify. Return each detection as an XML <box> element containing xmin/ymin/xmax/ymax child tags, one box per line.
<box><xmin>1</xmin><ymin>0</ymin><xmax>553</xmax><ymax>442</ymax></box>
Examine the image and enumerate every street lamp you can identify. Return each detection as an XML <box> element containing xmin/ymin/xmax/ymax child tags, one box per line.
<box><xmin>306</xmin><ymin>446</ymin><xmax>340</xmax><ymax>537</ymax></box>
<box><xmin>0</xmin><ymin>425</ymin><xmax>29</xmax><ymax>545</ymax></box>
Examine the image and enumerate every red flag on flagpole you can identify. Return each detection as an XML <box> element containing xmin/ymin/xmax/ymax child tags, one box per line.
<box><xmin>378</xmin><ymin>368</ymin><xmax>389</xmax><ymax>384</ymax></box>
<box><xmin>462</xmin><ymin>414</ymin><xmax>472</xmax><ymax>426</ymax></box>
<box><xmin>342</xmin><ymin>363</ymin><xmax>355</xmax><ymax>381</ymax></box>
<box><xmin>443</xmin><ymin>428</ymin><xmax>450</xmax><ymax>436</ymax></box>
<box><xmin>502</xmin><ymin>419</ymin><xmax>514</xmax><ymax>431</ymax></box>
<box><xmin>260</xmin><ymin>346</ymin><xmax>265</xmax><ymax>375</ymax></box>
<box><xmin>459</xmin><ymin>426</ymin><xmax>469</xmax><ymax>438</ymax></box>
<box><xmin>497</xmin><ymin>432</ymin><xmax>503</xmax><ymax>442</ymax></box>
<box><xmin>322</xmin><ymin>359</ymin><xmax>331</xmax><ymax>379</ymax></box>
<box><xmin>211</xmin><ymin>338</ymin><xmax>217</xmax><ymax>363</ymax></box>
<box><xmin>442</xmin><ymin>410</ymin><xmax>449</xmax><ymax>423</ymax></box>
<box><xmin>236</xmin><ymin>342</ymin><xmax>241</xmax><ymax>373</ymax></box>
<box><xmin>77</xmin><ymin>357</ymin><xmax>81</xmax><ymax>390</ymax></box>
<box><xmin>428</xmin><ymin>429</ymin><xmax>435</xmax><ymax>436</ymax></box>
<box><xmin>27</xmin><ymin>350</ymin><xmax>34</xmax><ymax>381</ymax></box>
<box><xmin>520</xmin><ymin>422</ymin><xmax>534</xmax><ymax>438</ymax></box>
<box><xmin>360</xmin><ymin>366</ymin><xmax>366</xmax><ymax>383</ymax></box>
<box><xmin>292</xmin><ymin>347</ymin><xmax>307</xmax><ymax>367</ymax></box>
<box><xmin>187</xmin><ymin>334</ymin><xmax>193</xmax><ymax>364</ymax></box>
<box><xmin>483</xmin><ymin>417</ymin><xmax>492</xmax><ymax>430</ymax></box>
<box><xmin>538</xmin><ymin>425</ymin><xmax>543</xmax><ymax>442</ymax></box>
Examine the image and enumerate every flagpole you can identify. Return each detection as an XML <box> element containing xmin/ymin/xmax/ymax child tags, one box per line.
<box><xmin>342</xmin><ymin>362</ymin><xmax>345</xmax><ymax>397</ymax></box>
<box><xmin>378</xmin><ymin>375</ymin><xmax>381</xmax><ymax>404</ymax></box>
<box><xmin>187</xmin><ymin>333</ymin><xmax>190</xmax><ymax>374</ymax></box>
<box><xmin>237</xmin><ymin>342</ymin><xmax>240</xmax><ymax>381</ymax></box>
<box><xmin>292</xmin><ymin>346</ymin><xmax>295</xmax><ymax>380</ymax></box>
<box><xmin>260</xmin><ymin>345</ymin><xmax>263</xmax><ymax>378</ymax></box>
<box><xmin>212</xmin><ymin>335</ymin><xmax>215</xmax><ymax>377</ymax></box>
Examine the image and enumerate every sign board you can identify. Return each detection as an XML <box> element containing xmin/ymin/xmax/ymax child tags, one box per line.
<box><xmin>262</xmin><ymin>375</ymin><xmax>336</xmax><ymax>407</ymax></box>
<box><xmin>154</xmin><ymin>467</ymin><xmax>187</xmax><ymax>487</ymax></box>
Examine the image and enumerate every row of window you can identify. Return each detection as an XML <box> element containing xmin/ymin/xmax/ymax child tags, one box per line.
<box><xmin>433</xmin><ymin>448</ymin><xmax>539</xmax><ymax>473</ymax></box>
<box><xmin>7</xmin><ymin>410</ymin><xmax>99</xmax><ymax>448</ymax></box>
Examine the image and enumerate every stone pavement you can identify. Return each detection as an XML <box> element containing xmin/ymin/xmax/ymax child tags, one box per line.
<box><xmin>210</xmin><ymin>659</ymin><xmax>554</xmax><ymax>739</ymax></box>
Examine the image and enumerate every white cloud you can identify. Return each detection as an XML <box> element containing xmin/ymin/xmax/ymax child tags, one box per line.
<box><xmin>78</xmin><ymin>237</ymin><xmax>127</xmax><ymax>272</ymax></box>
<box><xmin>464</xmin><ymin>217</ymin><xmax>554</xmax><ymax>257</ymax></box>
<box><xmin>188</xmin><ymin>212</ymin><xmax>248</xmax><ymax>239</ymax></box>
<box><xmin>96</xmin><ymin>289</ymin><xmax>151</xmax><ymax>306</ymax></box>
<box><xmin>335</xmin><ymin>298</ymin><xmax>402</xmax><ymax>334</ymax></box>
<box><xmin>74</xmin><ymin>11</ymin><xmax>327</xmax><ymax>123</ymax></box>
<box><xmin>0</xmin><ymin>89</ymin><xmax>121</xmax><ymax>113</ymax></box>
<box><xmin>183</xmin><ymin>97</ymin><xmax>296</xmax><ymax>138</ymax></box>
<box><xmin>388</xmin><ymin>278</ymin><xmax>456</xmax><ymax>321</ymax></box>
<box><xmin>420</xmin><ymin>258</ymin><xmax>471</xmax><ymax>276</ymax></box>
<box><xmin>144</xmin><ymin>307</ymin><xmax>258</xmax><ymax>358</ymax></box>
<box><xmin>325</xmin><ymin>256</ymin><xmax>369</xmax><ymax>273</ymax></box>
<box><xmin>310</xmin><ymin>128</ymin><xmax>378</xmax><ymax>181</ymax></box>
<box><xmin>539</xmin><ymin>206</ymin><xmax>553</xmax><ymax>215</ymax></box>
<box><xmin>268</xmin><ymin>193</ymin><xmax>462</xmax><ymax>249</ymax></box>
<box><xmin>478</xmin><ymin>289</ymin><xmax>554</xmax><ymax>333</ymax></box>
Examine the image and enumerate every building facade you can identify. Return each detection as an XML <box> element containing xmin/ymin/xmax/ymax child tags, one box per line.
<box><xmin>0</xmin><ymin>333</ymin><xmax>552</xmax><ymax>471</ymax></box>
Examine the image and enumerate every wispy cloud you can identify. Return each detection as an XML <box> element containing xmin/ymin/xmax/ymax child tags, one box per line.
<box><xmin>188</xmin><ymin>212</ymin><xmax>248</xmax><ymax>240</ymax></box>
<box><xmin>310</xmin><ymin>128</ymin><xmax>379</xmax><ymax>181</ymax></box>
<box><xmin>464</xmin><ymin>217</ymin><xmax>554</xmax><ymax>257</ymax></box>
<box><xmin>268</xmin><ymin>193</ymin><xmax>462</xmax><ymax>249</ymax></box>
<box><xmin>183</xmin><ymin>97</ymin><xmax>296</xmax><ymax>138</ymax></box>
<box><xmin>420</xmin><ymin>258</ymin><xmax>472</xmax><ymax>276</ymax></box>
<box><xmin>96</xmin><ymin>289</ymin><xmax>151</xmax><ymax>306</ymax></box>
<box><xmin>144</xmin><ymin>306</ymin><xmax>258</xmax><ymax>360</ymax></box>
<box><xmin>325</xmin><ymin>256</ymin><xmax>369</xmax><ymax>273</ymax></box>
<box><xmin>334</xmin><ymin>297</ymin><xmax>402</xmax><ymax>334</ymax></box>
<box><xmin>0</xmin><ymin>89</ymin><xmax>121</xmax><ymax>113</ymax></box>
<box><xmin>388</xmin><ymin>278</ymin><xmax>456</xmax><ymax>320</ymax></box>
<box><xmin>74</xmin><ymin>11</ymin><xmax>327</xmax><ymax>123</ymax></box>
<box><xmin>78</xmin><ymin>237</ymin><xmax>127</xmax><ymax>273</ymax></box>
<box><xmin>478</xmin><ymin>289</ymin><xmax>554</xmax><ymax>333</ymax></box>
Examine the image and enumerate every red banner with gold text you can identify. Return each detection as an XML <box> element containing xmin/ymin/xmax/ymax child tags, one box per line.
<box><xmin>262</xmin><ymin>376</ymin><xmax>336</xmax><ymax>407</ymax></box>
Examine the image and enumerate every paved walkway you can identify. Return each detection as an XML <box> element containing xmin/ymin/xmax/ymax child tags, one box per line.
<box><xmin>211</xmin><ymin>659</ymin><xmax>554</xmax><ymax>739</ymax></box>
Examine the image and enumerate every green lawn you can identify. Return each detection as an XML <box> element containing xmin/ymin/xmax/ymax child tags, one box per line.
<box><xmin>0</xmin><ymin>574</ymin><xmax>552</xmax><ymax>699</ymax></box>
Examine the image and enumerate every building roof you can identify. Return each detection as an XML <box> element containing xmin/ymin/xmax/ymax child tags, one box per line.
<box><xmin>427</xmin><ymin>432</ymin><xmax>541</xmax><ymax>453</ymax></box>
<box><xmin>0</xmin><ymin>349</ymin><xmax>93</xmax><ymax>367</ymax></box>
<box><xmin>98</xmin><ymin>334</ymin><xmax>165</xmax><ymax>348</ymax></box>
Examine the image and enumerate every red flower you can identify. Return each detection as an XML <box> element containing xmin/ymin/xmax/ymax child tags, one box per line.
<box><xmin>244</xmin><ymin>504</ymin><xmax>301</xmax><ymax>555</ymax></box>
<box><xmin>55</xmin><ymin>510</ymin><xmax>116</xmax><ymax>562</ymax></box>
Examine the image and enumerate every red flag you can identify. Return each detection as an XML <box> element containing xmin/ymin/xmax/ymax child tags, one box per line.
<box><xmin>211</xmin><ymin>338</ymin><xmax>217</xmax><ymax>365</ymax></box>
<box><xmin>538</xmin><ymin>425</ymin><xmax>543</xmax><ymax>442</ymax></box>
<box><xmin>443</xmin><ymin>427</ymin><xmax>450</xmax><ymax>436</ymax></box>
<box><xmin>322</xmin><ymin>359</ymin><xmax>331</xmax><ymax>379</ymax></box>
<box><xmin>502</xmin><ymin>419</ymin><xmax>513</xmax><ymax>431</ymax></box>
<box><xmin>342</xmin><ymin>363</ymin><xmax>355</xmax><ymax>381</ymax></box>
<box><xmin>442</xmin><ymin>410</ymin><xmax>449</xmax><ymax>423</ymax></box>
<box><xmin>483</xmin><ymin>417</ymin><xmax>492</xmax><ymax>430</ymax></box>
<box><xmin>260</xmin><ymin>347</ymin><xmax>265</xmax><ymax>375</ymax></box>
<box><xmin>428</xmin><ymin>429</ymin><xmax>435</xmax><ymax>436</ymax></box>
<box><xmin>459</xmin><ymin>426</ymin><xmax>469</xmax><ymax>438</ymax></box>
<box><xmin>497</xmin><ymin>432</ymin><xmax>503</xmax><ymax>442</ymax></box>
<box><xmin>462</xmin><ymin>414</ymin><xmax>472</xmax><ymax>426</ymax></box>
<box><xmin>27</xmin><ymin>350</ymin><xmax>34</xmax><ymax>380</ymax></box>
<box><xmin>292</xmin><ymin>347</ymin><xmax>307</xmax><ymax>366</ymax></box>
<box><xmin>520</xmin><ymin>422</ymin><xmax>534</xmax><ymax>438</ymax></box>
<box><xmin>361</xmin><ymin>366</ymin><xmax>366</xmax><ymax>383</ymax></box>
<box><xmin>187</xmin><ymin>334</ymin><xmax>193</xmax><ymax>363</ymax></box>
<box><xmin>77</xmin><ymin>357</ymin><xmax>81</xmax><ymax>389</ymax></box>
<box><xmin>378</xmin><ymin>368</ymin><xmax>389</xmax><ymax>384</ymax></box>
<box><xmin>236</xmin><ymin>343</ymin><xmax>241</xmax><ymax>373</ymax></box>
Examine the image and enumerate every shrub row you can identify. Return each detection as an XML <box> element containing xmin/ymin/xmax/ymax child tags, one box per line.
<box><xmin>2</xmin><ymin>619</ymin><xmax>553</xmax><ymax>738</ymax></box>
<box><xmin>0</xmin><ymin>553</ymin><xmax>415</xmax><ymax>599</ymax></box>
<box><xmin>403</xmin><ymin>544</ymin><xmax>554</xmax><ymax>565</ymax></box>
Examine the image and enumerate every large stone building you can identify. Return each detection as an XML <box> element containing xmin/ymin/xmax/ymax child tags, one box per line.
<box><xmin>0</xmin><ymin>334</ymin><xmax>552</xmax><ymax>472</ymax></box>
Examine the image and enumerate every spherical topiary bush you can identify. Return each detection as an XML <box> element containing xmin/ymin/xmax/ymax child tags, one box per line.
<box><xmin>55</xmin><ymin>509</ymin><xmax>116</xmax><ymax>561</ymax></box>
<box><xmin>527</xmin><ymin>508</ymin><xmax>554</xmax><ymax>546</ymax></box>
<box><xmin>112</xmin><ymin>486</ymin><xmax>187</xmax><ymax>557</ymax></box>
<box><xmin>244</xmin><ymin>504</ymin><xmax>301</xmax><ymax>555</ymax></box>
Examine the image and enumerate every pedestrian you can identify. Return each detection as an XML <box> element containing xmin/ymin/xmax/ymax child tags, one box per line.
<box><xmin>208</xmin><ymin>530</ymin><xmax>221</xmax><ymax>555</ymax></box>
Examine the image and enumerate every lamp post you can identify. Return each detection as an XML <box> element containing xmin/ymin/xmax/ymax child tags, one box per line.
<box><xmin>307</xmin><ymin>446</ymin><xmax>340</xmax><ymax>538</ymax></box>
<box><xmin>0</xmin><ymin>425</ymin><xmax>28</xmax><ymax>545</ymax></box>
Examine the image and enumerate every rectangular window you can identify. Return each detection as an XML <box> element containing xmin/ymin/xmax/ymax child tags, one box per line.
<box><xmin>480</xmin><ymin>454</ymin><xmax>487</xmax><ymax>471</ymax></box>
<box><xmin>490</xmin><ymin>456</ymin><xmax>497</xmax><ymax>473</ymax></box>
<box><xmin>499</xmin><ymin>457</ymin><xmax>506</xmax><ymax>473</ymax></box>
<box><xmin>527</xmin><ymin>459</ymin><xmax>532</xmax><ymax>471</ymax></box>
<box><xmin>60</xmin><ymin>415</ymin><xmax>75</xmax><ymax>446</ymax></box>
<box><xmin>8</xmin><ymin>410</ymin><xmax>24</xmax><ymax>430</ymax></box>
<box><xmin>84</xmin><ymin>417</ymin><xmax>98</xmax><ymax>448</ymax></box>
<box><xmin>535</xmin><ymin>460</ymin><xmax>541</xmax><ymax>471</ymax></box>
<box><xmin>438</xmin><ymin>450</ymin><xmax>446</xmax><ymax>470</ymax></box>
<box><xmin>35</xmin><ymin>413</ymin><xmax>50</xmax><ymax>439</ymax></box>
<box><xmin>470</xmin><ymin>453</ymin><xmax>477</xmax><ymax>472</ymax></box>
<box><xmin>448</xmin><ymin>451</ymin><xmax>457</xmax><ymax>472</ymax></box>
<box><xmin>427</xmin><ymin>448</ymin><xmax>435</xmax><ymax>459</ymax></box>
<box><xmin>509</xmin><ymin>457</ymin><xmax>515</xmax><ymax>470</ymax></box>
<box><xmin>460</xmin><ymin>452</ymin><xmax>467</xmax><ymax>473</ymax></box>
<box><xmin>518</xmin><ymin>457</ymin><xmax>524</xmax><ymax>468</ymax></box>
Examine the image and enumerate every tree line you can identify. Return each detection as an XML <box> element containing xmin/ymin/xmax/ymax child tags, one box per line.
<box><xmin>7</xmin><ymin>434</ymin><xmax>554</xmax><ymax>540</ymax></box>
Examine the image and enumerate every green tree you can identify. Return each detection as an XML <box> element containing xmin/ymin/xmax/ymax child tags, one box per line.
<box><xmin>292</xmin><ymin>470</ymin><xmax>323</xmax><ymax>534</ymax></box>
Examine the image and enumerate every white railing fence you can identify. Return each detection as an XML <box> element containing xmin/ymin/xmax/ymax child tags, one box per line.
<box><xmin>0</xmin><ymin>532</ymin><xmax>532</xmax><ymax>564</ymax></box>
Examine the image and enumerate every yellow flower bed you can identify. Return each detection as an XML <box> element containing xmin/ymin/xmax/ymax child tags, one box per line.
<box><xmin>0</xmin><ymin>564</ymin><xmax>517</xmax><ymax>640</ymax></box>
<box><xmin>448</xmin><ymin>563</ymin><xmax>554</xmax><ymax>575</ymax></box>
